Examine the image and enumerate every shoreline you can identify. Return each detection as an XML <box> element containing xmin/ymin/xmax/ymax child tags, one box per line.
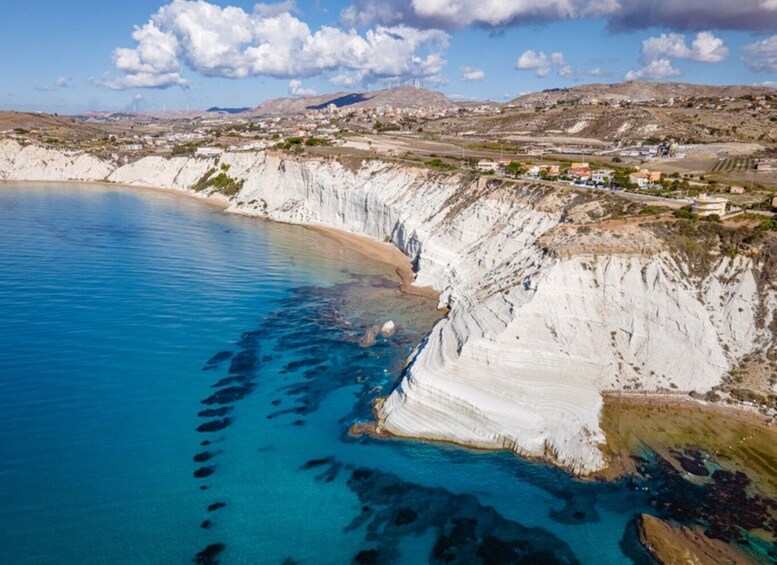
<box><xmin>0</xmin><ymin>179</ymin><xmax>440</xmax><ymax>301</ymax></box>
<box><xmin>3</xmin><ymin>176</ymin><xmax>774</xmax><ymax>485</ymax></box>
<box><xmin>0</xmin><ymin>178</ymin><xmax>230</xmax><ymax>210</ymax></box>
<box><xmin>302</xmin><ymin>224</ymin><xmax>440</xmax><ymax>301</ymax></box>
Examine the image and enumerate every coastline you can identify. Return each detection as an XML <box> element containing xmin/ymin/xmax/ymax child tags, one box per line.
<box><xmin>0</xmin><ymin>178</ymin><xmax>230</xmax><ymax>210</ymax></box>
<box><xmin>0</xmin><ymin>179</ymin><xmax>437</xmax><ymax>298</ymax></box>
<box><xmin>302</xmin><ymin>224</ymin><xmax>440</xmax><ymax>301</ymax></box>
<box><xmin>1</xmin><ymin>148</ymin><xmax>774</xmax><ymax>482</ymax></box>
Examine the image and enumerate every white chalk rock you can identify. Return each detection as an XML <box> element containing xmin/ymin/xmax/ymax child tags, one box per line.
<box><xmin>2</xmin><ymin>139</ymin><xmax>774</xmax><ymax>473</ymax></box>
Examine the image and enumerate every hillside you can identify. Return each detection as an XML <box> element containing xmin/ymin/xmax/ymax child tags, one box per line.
<box><xmin>424</xmin><ymin>81</ymin><xmax>777</xmax><ymax>145</ymax></box>
<box><xmin>510</xmin><ymin>81</ymin><xmax>777</xmax><ymax>106</ymax></box>
<box><xmin>0</xmin><ymin>111</ymin><xmax>111</xmax><ymax>140</ymax></box>
<box><xmin>246</xmin><ymin>87</ymin><xmax>456</xmax><ymax>116</ymax></box>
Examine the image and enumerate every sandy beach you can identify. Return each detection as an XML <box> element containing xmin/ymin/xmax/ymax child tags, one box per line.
<box><xmin>303</xmin><ymin>224</ymin><xmax>441</xmax><ymax>300</ymax></box>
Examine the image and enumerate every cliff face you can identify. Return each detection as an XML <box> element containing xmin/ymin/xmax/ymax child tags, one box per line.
<box><xmin>1</xmin><ymin>139</ymin><xmax>773</xmax><ymax>474</ymax></box>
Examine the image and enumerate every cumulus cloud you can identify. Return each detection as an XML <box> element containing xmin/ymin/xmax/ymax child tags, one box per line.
<box><xmin>626</xmin><ymin>30</ymin><xmax>727</xmax><ymax>80</ymax></box>
<box><xmin>460</xmin><ymin>66</ymin><xmax>484</xmax><ymax>81</ymax></box>
<box><xmin>743</xmin><ymin>35</ymin><xmax>777</xmax><ymax>72</ymax></box>
<box><xmin>100</xmin><ymin>0</ymin><xmax>449</xmax><ymax>90</ymax></box>
<box><xmin>625</xmin><ymin>59</ymin><xmax>681</xmax><ymax>80</ymax></box>
<box><xmin>515</xmin><ymin>50</ymin><xmax>570</xmax><ymax>78</ymax></box>
<box><xmin>641</xmin><ymin>31</ymin><xmax>728</xmax><ymax>63</ymax></box>
<box><xmin>341</xmin><ymin>0</ymin><xmax>777</xmax><ymax>32</ymax></box>
<box><xmin>288</xmin><ymin>79</ymin><xmax>317</xmax><ymax>96</ymax></box>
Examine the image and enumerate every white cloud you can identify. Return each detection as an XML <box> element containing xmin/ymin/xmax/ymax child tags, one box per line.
<box><xmin>460</xmin><ymin>66</ymin><xmax>484</xmax><ymax>81</ymax></box>
<box><xmin>341</xmin><ymin>1</ymin><xmax>777</xmax><ymax>33</ymax></box>
<box><xmin>626</xmin><ymin>30</ymin><xmax>727</xmax><ymax>81</ymax></box>
<box><xmin>690</xmin><ymin>31</ymin><xmax>729</xmax><ymax>62</ymax></box>
<box><xmin>743</xmin><ymin>35</ymin><xmax>777</xmax><ymax>72</ymax></box>
<box><xmin>288</xmin><ymin>79</ymin><xmax>317</xmax><ymax>97</ymax></box>
<box><xmin>100</xmin><ymin>0</ymin><xmax>449</xmax><ymax>90</ymax></box>
<box><xmin>515</xmin><ymin>50</ymin><xmax>568</xmax><ymax>78</ymax></box>
<box><xmin>641</xmin><ymin>32</ymin><xmax>728</xmax><ymax>63</ymax></box>
<box><xmin>625</xmin><ymin>58</ymin><xmax>681</xmax><ymax>80</ymax></box>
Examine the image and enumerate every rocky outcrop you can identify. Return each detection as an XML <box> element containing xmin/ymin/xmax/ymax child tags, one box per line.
<box><xmin>1</xmin><ymin>139</ymin><xmax>773</xmax><ymax>474</ymax></box>
<box><xmin>638</xmin><ymin>514</ymin><xmax>754</xmax><ymax>564</ymax></box>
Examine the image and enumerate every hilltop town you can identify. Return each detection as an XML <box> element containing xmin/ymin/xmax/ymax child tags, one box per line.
<box><xmin>3</xmin><ymin>82</ymin><xmax>776</xmax><ymax>221</ymax></box>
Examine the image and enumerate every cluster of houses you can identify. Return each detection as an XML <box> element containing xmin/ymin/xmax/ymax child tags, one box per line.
<box><xmin>476</xmin><ymin>159</ymin><xmax>665</xmax><ymax>188</ymax></box>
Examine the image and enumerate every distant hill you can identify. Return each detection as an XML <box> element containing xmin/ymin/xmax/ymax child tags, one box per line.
<box><xmin>207</xmin><ymin>107</ymin><xmax>251</xmax><ymax>115</ymax></box>
<box><xmin>510</xmin><ymin>81</ymin><xmax>777</xmax><ymax>106</ymax></box>
<box><xmin>246</xmin><ymin>87</ymin><xmax>456</xmax><ymax>116</ymax></box>
<box><xmin>0</xmin><ymin>111</ymin><xmax>109</xmax><ymax>140</ymax></box>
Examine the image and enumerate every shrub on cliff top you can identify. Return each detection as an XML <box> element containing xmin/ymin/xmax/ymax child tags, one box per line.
<box><xmin>426</xmin><ymin>158</ymin><xmax>458</xmax><ymax>171</ymax></box>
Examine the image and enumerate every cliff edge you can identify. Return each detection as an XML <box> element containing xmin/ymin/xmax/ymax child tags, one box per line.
<box><xmin>1</xmin><ymin>139</ymin><xmax>774</xmax><ymax>474</ymax></box>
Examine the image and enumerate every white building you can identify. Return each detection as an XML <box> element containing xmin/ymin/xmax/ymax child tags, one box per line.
<box><xmin>195</xmin><ymin>147</ymin><xmax>223</xmax><ymax>157</ymax></box>
<box><xmin>692</xmin><ymin>193</ymin><xmax>727</xmax><ymax>217</ymax></box>
<box><xmin>592</xmin><ymin>169</ymin><xmax>614</xmax><ymax>184</ymax></box>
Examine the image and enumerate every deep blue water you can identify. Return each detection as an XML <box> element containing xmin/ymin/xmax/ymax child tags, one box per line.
<box><xmin>0</xmin><ymin>183</ymin><xmax>772</xmax><ymax>564</ymax></box>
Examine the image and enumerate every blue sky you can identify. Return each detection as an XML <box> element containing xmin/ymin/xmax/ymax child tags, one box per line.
<box><xmin>1</xmin><ymin>0</ymin><xmax>776</xmax><ymax>114</ymax></box>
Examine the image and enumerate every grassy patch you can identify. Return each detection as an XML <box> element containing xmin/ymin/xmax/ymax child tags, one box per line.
<box><xmin>192</xmin><ymin>168</ymin><xmax>244</xmax><ymax>196</ymax></box>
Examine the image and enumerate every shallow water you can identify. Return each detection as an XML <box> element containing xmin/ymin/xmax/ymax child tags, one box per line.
<box><xmin>0</xmin><ymin>183</ymin><xmax>772</xmax><ymax>564</ymax></box>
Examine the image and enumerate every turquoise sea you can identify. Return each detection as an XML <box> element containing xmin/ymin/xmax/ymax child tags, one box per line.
<box><xmin>0</xmin><ymin>183</ymin><xmax>773</xmax><ymax>564</ymax></box>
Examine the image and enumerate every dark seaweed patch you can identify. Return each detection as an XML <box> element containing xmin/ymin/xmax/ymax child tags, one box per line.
<box><xmin>194</xmin><ymin>543</ymin><xmax>225</xmax><ymax>565</ymax></box>
<box><xmin>394</xmin><ymin>508</ymin><xmax>418</xmax><ymax>526</ymax></box>
<box><xmin>198</xmin><ymin>407</ymin><xmax>233</xmax><ymax>418</ymax></box>
<box><xmin>194</xmin><ymin>466</ymin><xmax>216</xmax><ymax>479</ymax></box>
<box><xmin>194</xmin><ymin>451</ymin><xmax>218</xmax><ymax>463</ymax></box>
<box><xmin>228</xmin><ymin>350</ymin><xmax>258</xmax><ymax>374</ymax></box>
<box><xmin>196</xmin><ymin>419</ymin><xmax>232</xmax><ymax>433</ymax></box>
<box><xmin>352</xmin><ymin>549</ymin><xmax>379</xmax><ymax>564</ymax></box>
<box><xmin>670</xmin><ymin>449</ymin><xmax>709</xmax><ymax>477</ymax></box>
<box><xmin>632</xmin><ymin>452</ymin><xmax>777</xmax><ymax>546</ymax></box>
<box><xmin>211</xmin><ymin>375</ymin><xmax>250</xmax><ymax>388</ymax></box>
<box><xmin>201</xmin><ymin>385</ymin><xmax>255</xmax><ymax>406</ymax></box>
<box><xmin>203</xmin><ymin>351</ymin><xmax>233</xmax><ymax>371</ymax></box>
<box><xmin>304</xmin><ymin>460</ymin><xmax>579</xmax><ymax>564</ymax></box>
<box><xmin>300</xmin><ymin>457</ymin><xmax>334</xmax><ymax>470</ymax></box>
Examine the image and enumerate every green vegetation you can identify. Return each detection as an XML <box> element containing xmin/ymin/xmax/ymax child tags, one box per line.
<box><xmin>505</xmin><ymin>161</ymin><xmax>526</xmax><ymax>177</ymax></box>
<box><xmin>426</xmin><ymin>158</ymin><xmax>458</xmax><ymax>171</ymax></box>
<box><xmin>192</xmin><ymin>167</ymin><xmax>244</xmax><ymax>196</ymax></box>
<box><xmin>171</xmin><ymin>143</ymin><xmax>198</xmax><ymax>155</ymax></box>
<box><xmin>276</xmin><ymin>136</ymin><xmax>331</xmax><ymax>150</ymax></box>
<box><xmin>674</xmin><ymin>208</ymin><xmax>698</xmax><ymax>220</ymax></box>
<box><xmin>373</xmin><ymin>121</ymin><xmax>401</xmax><ymax>133</ymax></box>
<box><xmin>638</xmin><ymin>205</ymin><xmax>669</xmax><ymax>216</ymax></box>
<box><xmin>711</xmin><ymin>157</ymin><xmax>755</xmax><ymax>173</ymax></box>
<box><xmin>650</xmin><ymin>217</ymin><xmax>777</xmax><ymax>279</ymax></box>
<box><xmin>303</xmin><ymin>136</ymin><xmax>330</xmax><ymax>146</ymax></box>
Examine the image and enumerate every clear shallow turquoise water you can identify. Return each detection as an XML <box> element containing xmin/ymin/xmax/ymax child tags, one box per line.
<box><xmin>0</xmin><ymin>183</ymin><xmax>683</xmax><ymax>564</ymax></box>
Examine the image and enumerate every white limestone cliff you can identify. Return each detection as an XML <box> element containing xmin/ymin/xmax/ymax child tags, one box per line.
<box><xmin>1</xmin><ymin>139</ymin><xmax>773</xmax><ymax>474</ymax></box>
